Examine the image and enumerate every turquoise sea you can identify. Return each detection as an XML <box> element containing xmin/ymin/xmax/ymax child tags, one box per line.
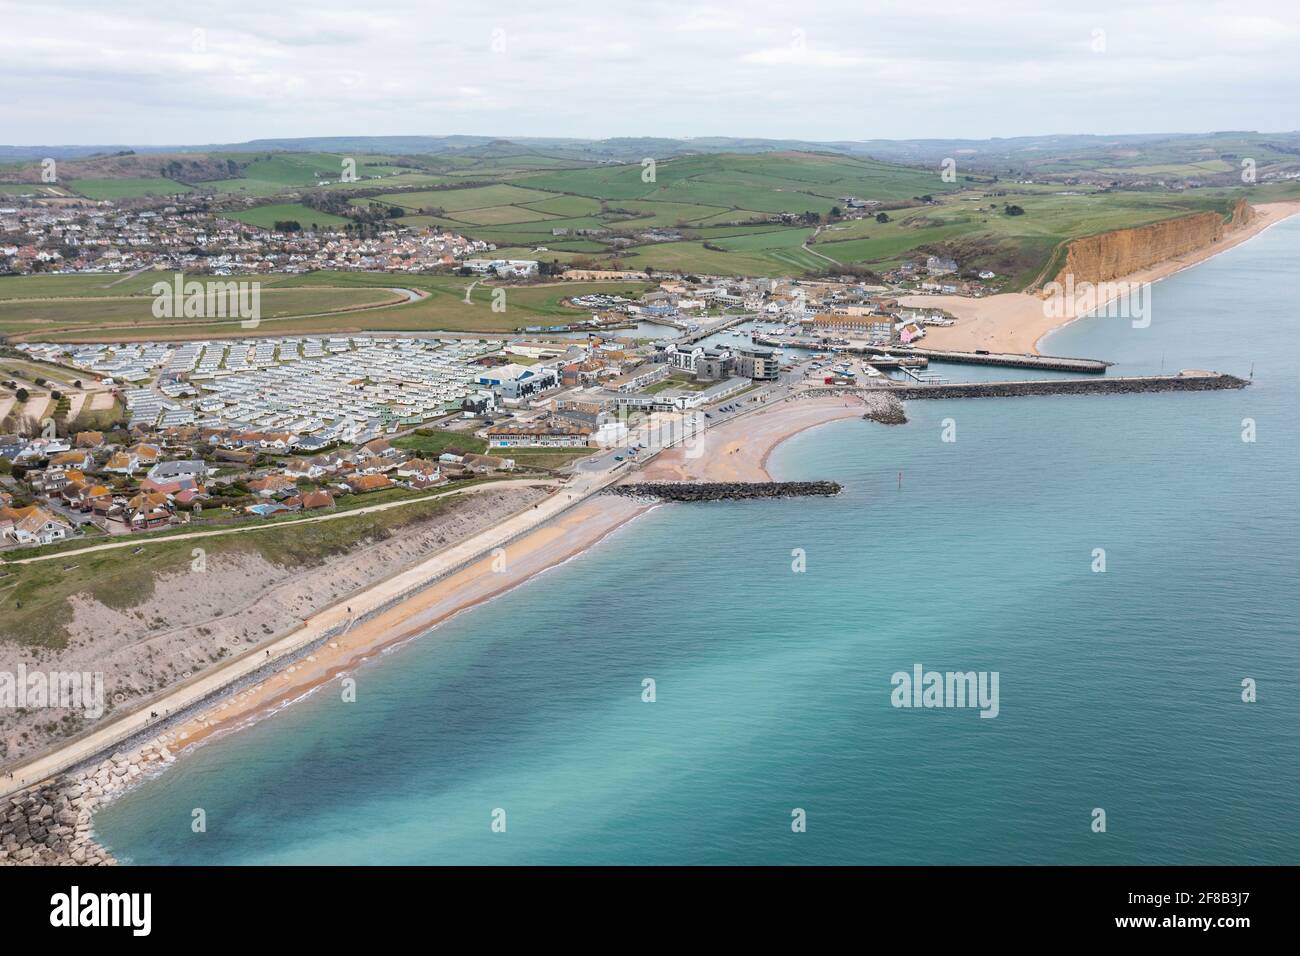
<box><xmin>94</xmin><ymin>219</ymin><xmax>1300</xmax><ymax>864</ymax></box>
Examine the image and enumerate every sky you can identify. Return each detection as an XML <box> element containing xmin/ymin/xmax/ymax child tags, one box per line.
<box><xmin>2</xmin><ymin>0</ymin><xmax>1298</xmax><ymax>145</ymax></box>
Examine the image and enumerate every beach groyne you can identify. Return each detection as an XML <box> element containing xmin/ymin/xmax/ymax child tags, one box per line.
<box><xmin>863</xmin><ymin>371</ymin><xmax>1249</xmax><ymax>400</ymax></box>
<box><xmin>610</xmin><ymin>481</ymin><xmax>841</xmax><ymax>501</ymax></box>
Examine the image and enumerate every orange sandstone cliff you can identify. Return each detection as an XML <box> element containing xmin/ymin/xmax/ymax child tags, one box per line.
<box><xmin>1052</xmin><ymin>198</ymin><xmax>1255</xmax><ymax>287</ymax></box>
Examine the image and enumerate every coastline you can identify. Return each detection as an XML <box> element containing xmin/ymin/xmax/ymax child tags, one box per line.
<box><xmin>639</xmin><ymin>394</ymin><xmax>867</xmax><ymax>482</ymax></box>
<box><xmin>1</xmin><ymin>394</ymin><xmax>871</xmax><ymax>864</ymax></box>
<box><xmin>120</xmin><ymin>397</ymin><xmax>864</xmax><ymax>754</ymax></box>
<box><xmin>10</xmin><ymin>199</ymin><xmax>1295</xmax><ymax>864</ymax></box>
<box><xmin>898</xmin><ymin>199</ymin><xmax>1300</xmax><ymax>355</ymax></box>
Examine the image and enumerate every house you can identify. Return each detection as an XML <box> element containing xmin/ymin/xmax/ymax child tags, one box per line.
<box><xmin>485</xmin><ymin>418</ymin><xmax>593</xmax><ymax>449</ymax></box>
<box><xmin>344</xmin><ymin>473</ymin><xmax>393</xmax><ymax>494</ymax></box>
<box><xmin>125</xmin><ymin>491</ymin><xmax>173</xmax><ymax>530</ymax></box>
<box><xmin>146</xmin><ymin>460</ymin><xmax>209</xmax><ymax>483</ymax></box>
<box><xmin>214</xmin><ymin>448</ymin><xmax>257</xmax><ymax>465</ymax></box>
<box><xmin>2</xmin><ymin>505</ymin><xmax>74</xmax><ymax>546</ymax></box>
<box><xmin>40</xmin><ymin>467</ymin><xmax>86</xmax><ymax>496</ymax></box>
<box><xmin>126</xmin><ymin>443</ymin><xmax>161</xmax><ymax>466</ymax></box>
<box><xmin>12</xmin><ymin>437</ymin><xmax>70</xmax><ymax>462</ymax></box>
<box><xmin>104</xmin><ymin>451</ymin><xmax>139</xmax><ymax>475</ymax></box>
<box><xmin>298</xmin><ymin>490</ymin><xmax>335</xmax><ymax>510</ymax></box>
<box><xmin>357</xmin><ymin>438</ymin><xmax>398</xmax><ymax>462</ymax></box>
<box><xmin>463</xmin><ymin>453</ymin><xmax>514</xmax><ymax>473</ymax></box>
<box><xmin>75</xmin><ymin>431</ymin><xmax>106</xmax><ymax>448</ymax></box>
<box><xmin>229</xmin><ymin>431</ymin><xmax>295</xmax><ymax>452</ymax></box>
<box><xmin>285</xmin><ymin>457</ymin><xmax>329</xmax><ymax>480</ymax></box>
<box><xmin>898</xmin><ymin>321</ymin><xmax>926</xmax><ymax>344</ymax></box>
<box><xmin>395</xmin><ymin>458</ymin><xmax>442</xmax><ymax>482</ymax></box>
<box><xmin>50</xmin><ymin>450</ymin><xmax>94</xmax><ymax>470</ymax></box>
<box><xmin>247</xmin><ymin>474</ymin><xmax>297</xmax><ymax>498</ymax></box>
<box><xmin>64</xmin><ymin>481</ymin><xmax>112</xmax><ymax>512</ymax></box>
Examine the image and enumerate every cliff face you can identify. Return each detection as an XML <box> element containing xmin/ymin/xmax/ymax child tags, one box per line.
<box><xmin>1053</xmin><ymin>199</ymin><xmax>1254</xmax><ymax>287</ymax></box>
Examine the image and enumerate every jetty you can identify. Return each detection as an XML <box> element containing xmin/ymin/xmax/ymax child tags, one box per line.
<box><xmin>751</xmin><ymin>334</ymin><xmax>1110</xmax><ymax>372</ymax></box>
<box><xmin>884</xmin><ymin>346</ymin><xmax>1111</xmax><ymax>373</ymax></box>
<box><xmin>856</xmin><ymin>370</ymin><xmax>1248</xmax><ymax>400</ymax></box>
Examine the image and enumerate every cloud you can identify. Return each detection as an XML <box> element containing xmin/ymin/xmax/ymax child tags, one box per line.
<box><xmin>740</xmin><ymin>44</ymin><xmax>865</xmax><ymax>67</ymax></box>
<box><xmin>0</xmin><ymin>0</ymin><xmax>1298</xmax><ymax>143</ymax></box>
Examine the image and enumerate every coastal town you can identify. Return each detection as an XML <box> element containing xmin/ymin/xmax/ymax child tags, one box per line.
<box><xmin>0</xmin><ymin>200</ymin><xmax>995</xmax><ymax>556</ymax></box>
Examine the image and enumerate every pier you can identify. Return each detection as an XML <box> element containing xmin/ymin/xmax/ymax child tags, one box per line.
<box><xmin>857</xmin><ymin>371</ymin><xmax>1249</xmax><ymax>400</ymax></box>
<box><xmin>753</xmin><ymin>335</ymin><xmax>1110</xmax><ymax>373</ymax></box>
<box><xmin>881</xmin><ymin>346</ymin><xmax>1112</xmax><ymax>374</ymax></box>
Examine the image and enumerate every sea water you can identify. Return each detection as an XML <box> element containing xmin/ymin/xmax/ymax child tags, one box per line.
<box><xmin>94</xmin><ymin>218</ymin><xmax>1300</xmax><ymax>864</ymax></box>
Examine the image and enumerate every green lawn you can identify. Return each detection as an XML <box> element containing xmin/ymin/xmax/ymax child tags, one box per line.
<box><xmin>393</xmin><ymin>430</ymin><xmax>488</xmax><ymax>457</ymax></box>
<box><xmin>69</xmin><ymin>178</ymin><xmax>194</xmax><ymax>199</ymax></box>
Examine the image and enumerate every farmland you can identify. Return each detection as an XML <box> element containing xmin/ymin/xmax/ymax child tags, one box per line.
<box><xmin>6</xmin><ymin>141</ymin><xmax>1295</xmax><ymax>294</ymax></box>
<box><xmin>67</xmin><ymin>178</ymin><xmax>195</xmax><ymax>199</ymax></box>
<box><xmin>224</xmin><ymin>203</ymin><xmax>350</xmax><ymax>229</ymax></box>
<box><xmin>0</xmin><ymin>272</ymin><xmax>653</xmax><ymax>341</ymax></box>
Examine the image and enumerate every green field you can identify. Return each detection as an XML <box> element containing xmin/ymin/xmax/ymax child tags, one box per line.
<box><xmin>69</xmin><ymin>178</ymin><xmax>194</xmax><ymax>199</ymax></box>
<box><xmin>0</xmin><ymin>183</ymin><xmax>71</xmax><ymax>198</ymax></box>
<box><xmin>1</xmin><ymin>271</ymin><xmax>655</xmax><ymax>339</ymax></box>
<box><xmin>9</xmin><ymin>142</ymin><xmax>1292</xmax><ymax>291</ymax></box>
<box><xmin>224</xmin><ymin>203</ymin><xmax>350</xmax><ymax>229</ymax></box>
<box><xmin>376</xmin><ymin>183</ymin><xmax>558</xmax><ymax>213</ymax></box>
<box><xmin>0</xmin><ymin>281</ymin><xmax>405</xmax><ymax>340</ymax></box>
<box><xmin>811</xmin><ymin>187</ymin><xmax>1241</xmax><ymax>287</ymax></box>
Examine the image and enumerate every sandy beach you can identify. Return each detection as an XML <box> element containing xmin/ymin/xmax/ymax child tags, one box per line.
<box><xmin>899</xmin><ymin>200</ymin><xmax>1300</xmax><ymax>355</ymax></box>
<box><xmin>158</xmin><ymin>493</ymin><xmax>657</xmax><ymax>754</ymax></box>
<box><xmin>639</xmin><ymin>395</ymin><xmax>867</xmax><ymax>482</ymax></box>
<box><xmin>140</xmin><ymin>397</ymin><xmax>867</xmax><ymax>754</ymax></box>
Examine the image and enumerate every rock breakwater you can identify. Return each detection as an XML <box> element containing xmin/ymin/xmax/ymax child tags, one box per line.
<box><xmin>609</xmin><ymin>481</ymin><xmax>841</xmax><ymax>501</ymax></box>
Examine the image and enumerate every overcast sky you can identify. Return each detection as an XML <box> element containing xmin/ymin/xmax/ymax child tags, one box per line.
<box><xmin>3</xmin><ymin>0</ymin><xmax>1297</xmax><ymax>145</ymax></box>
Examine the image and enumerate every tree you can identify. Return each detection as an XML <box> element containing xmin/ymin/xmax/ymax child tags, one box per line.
<box><xmin>15</xmin><ymin>387</ymin><xmax>28</xmax><ymax>403</ymax></box>
<box><xmin>1004</xmin><ymin>205</ymin><xmax>1026</xmax><ymax>216</ymax></box>
<box><xmin>875</xmin><ymin>212</ymin><xmax>891</xmax><ymax>223</ymax></box>
<box><xmin>830</xmin><ymin>206</ymin><xmax>842</xmax><ymax>219</ymax></box>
